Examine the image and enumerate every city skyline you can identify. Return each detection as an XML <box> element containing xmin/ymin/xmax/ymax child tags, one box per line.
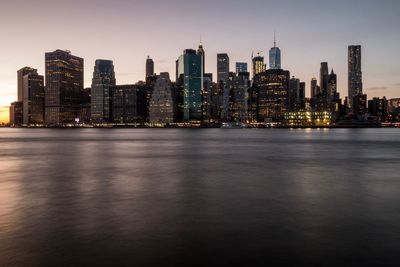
<box><xmin>1</xmin><ymin>0</ymin><xmax>400</xmax><ymax>123</ymax></box>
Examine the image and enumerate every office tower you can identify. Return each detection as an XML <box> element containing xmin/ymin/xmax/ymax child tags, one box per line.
<box><xmin>310</xmin><ymin>78</ymin><xmax>319</xmax><ymax>99</ymax></box>
<box><xmin>217</xmin><ymin>53</ymin><xmax>229</xmax><ymax>83</ymax></box>
<box><xmin>9</xmin><ymin>101</ymin><xmax>23</xmax><ymax>127</ymax></box>
<box><xmin>202</xmin><ymin>73</ymin><xmax>213</xmax><ymax>122</ymax></box>
<box><xmin>17</xmin><ymin>67</ymin><xmax>45</xmax><ymax>125</ymax></box>
<box><xmin>176</xmin><ymin>49</ymin><xmax>203</xmax><ymax>121</ymax></box>
<box><xmin>112</xmin><ymin>85</ymin><xmax>137</xmax><ymax>124</ymax></box>
<box><xmin>348</xmin><ymin>45</ymin><xmax>363</xmax><ymax>107</ymax></box>
<box><xmin>327</xmin><ymin>69</ymin><xmax>337</xmax><ymax>103</ymax></box>
<box><xmin>289</xmin><ymin>77</ymin><xmax>300</xmax><ymax>111</ymax></box>
<box><xmin>236</xmin><ymin>62</ymin><xmax>248</xmax><ymax>74</ymax></box>
<box><xmin>320</xmin><ymin>62</ymin><xmax>329</xmax><ymax>98</ymax></box>
<box><xmin>299</xmin><ymin>82</ymin><xmax>306</xmax><ymax>109</ymax></box>
<box><xmin>45</xmin><ymin>49</ymin><xmax>84</xmax><ymax>125</ymax></box>
<box><xmin>253</xmin><ymin>68</ymin><xmax>290</xmax><ymax>122</ymax></box>
<box><xmin>252</xmin><ymin>54</ymin><xmax>265</xmax><ymax>77</ymax></box>
<box><xmin>111</xmin><ymin>83</ymin><xmax>150</xmax><ymax>124</ymax></box>
<box><xmin>269</xmin><ymin>35</ymin><xmax>281</xmax><ymax>69</ymax></box>
<box><xmin>353</xmin><ymin>94</ymin><xmax>367</xmax><ymax>117</ymax></box>
<box><xmin>368</xmin><ymin>97</ymin><xmax>388</xmax><ymax>117</ymax></box>
<box><xmin>149</xmin><ymin>72</ymin><xmax>174</xmax><ymax>125</ymax></box>
<box><xmin>91</xmin><ymin>60</ymin><xmax>116</xmax><ymax>123</ymax></box>
<box><xmin>17</xmin><ymin>67</ymin><xmax>36</xmax><ymax>101</ymax></box>
<box><xmin>146</xmin><ymin>56</ymin><xmax>154</xmax><ymax>78</ymax></box>
<box><xmin>230</xmin><ymin>72</ymin><xmax>250</xmax><ymax>122</ymax></box>
<box><xmin>197</xmin><ymin>42</ymin><xmax>205</xmax><ymax>75</ymax></box>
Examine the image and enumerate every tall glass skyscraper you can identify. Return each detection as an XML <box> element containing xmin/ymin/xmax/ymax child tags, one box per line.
<box><xmin>177</xmin><ymin>49</ymin><xmax>203</xmax><ymax>121</ymax></box>
<box><xmin>269</xmin><ymin>38</ymin><xmax>281</xmax><ymax>69</ymax></box>
<box><xmin>348</xmin><ymin>45</ymin><xmax>363</xmax><ymax>108</ymax></box>
<box><xmin>91</xmin><ymin>59</ymin><xmax>116</xmax><ymax>123</ymax></box>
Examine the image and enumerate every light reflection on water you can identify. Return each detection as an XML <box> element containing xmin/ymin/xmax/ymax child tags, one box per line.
<box><xmin>0</xmin><ymin>128</ymin><xmax>400</xmax><ymax>266</ymax></box>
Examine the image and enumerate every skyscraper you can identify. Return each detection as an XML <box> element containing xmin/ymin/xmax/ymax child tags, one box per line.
<box><xmin>217</xmin><ymin>53</ymin><xmax>229</xmax><ymax>83</ymax></box>
<box><xmin>146</xmin><ymin>56</ymin><xmax>154</xmax><ymax>78</ymax></box>
<box><xmin>319</xmin><ymin>62</ymin><xmax>329</xmax><ymax>98</ymax></box>
<box><xmin>19</xmin><ymin>68</ymin><xmax>44</xmax><ymax>125</ymax></box>
<box><xmin>177</xmin><ymin>49</ymin><xmax>203</xmax><ymax>121</ymax></box>
<box><xmin>348</xmin><ymin>45</ymin><xmax>363</xmax><ymax>107</ymax></box>
<box><xmin>236</xmin><ymin>62</ymin><xmax>248</xmax><ymax>74</ymax></box>
<box><xmin>17</xmin><ymin>67</ymin><xmax>36</xmax><ymax>101</ymax></box>
<box><xmin>149</xmin><ymin>72</ymin><xmax>174</xmax><ymax>125</ymax></box>
<box><xmin>45</xmin><ymin>50</ymin><xmax>84</xmax><ymax>125</ymax></box>
<box><xmin>252</xmin><ymin>54</ymin><xmax>265</xmax><ymax>77</ymax></box>
<box><xmin>327</xmin><ymin>69</ymin><xmax>337</xmax><ymax>102</ymax></box>
<box><xmin>91</xmin><ymin>59</ymin><xmax>116</xmax><ymax>123</ymax></box>
<box><xmin>253</xmin><ymin>68</ymin><xmax>290</xmax><ymax>122</ymax></box>
<box><xmin>269</xmin><ymin>35</ymin><xmax>281</xmax><ymax>69</ymax></box>
<box><xmin>197</xmin><ymin>42</ymin><xmax>205</xmax><ymax>75</ymax></box>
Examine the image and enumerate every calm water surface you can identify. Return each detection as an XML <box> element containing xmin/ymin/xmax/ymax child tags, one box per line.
<box><xmin>0</xmin><ymin>128</ymin><xmax>400</xmax><ymax>266</ymax></box>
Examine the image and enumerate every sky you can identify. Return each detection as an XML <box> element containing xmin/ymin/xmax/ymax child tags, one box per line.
<box><xmin>1</xmin><ymin>0</ymin><xmax>400</xmax><ymax>122</ymax></box>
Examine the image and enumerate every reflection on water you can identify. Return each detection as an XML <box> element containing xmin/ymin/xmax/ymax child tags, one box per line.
<box><xmin>0</xmin><ymin>128</ymin><xmax>400</xmax><ymax>266</ymax></box>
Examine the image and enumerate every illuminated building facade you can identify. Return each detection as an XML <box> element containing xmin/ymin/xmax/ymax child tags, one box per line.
<box><xmin>149</xmin><ymin>73</ymin><xmax>174</xmax><ymax>125</ymax></box>
<box><xmin>91</xmin><ymin>59</ymin><xmax>116</xmax><ymax>123</ymax></box>
<box><xmin>252</xmin><ymin>55</ymin><xmax>265</xmax><ymax>78</ymax></box>
<box><xmin>253</xmin><ymin>69</ymin><xmax>290</xmax><ymax>122</ymax></box>
<box><xmin>45</xmin><ymin>50</ymin><xmax>84</xmax><ymax>125</ymax></box>
<box><xmin>176</xmin><ymin>49</ymin><xmax>203</xmax><ymax>121</ymax></box>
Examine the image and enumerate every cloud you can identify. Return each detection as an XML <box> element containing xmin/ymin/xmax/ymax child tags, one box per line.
<box><xmin>366</xmin><ymin>87</ymin><xmax>388</xmax><ymax>91</ymax></box>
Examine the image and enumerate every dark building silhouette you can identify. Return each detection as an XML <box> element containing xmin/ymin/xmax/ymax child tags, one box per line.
<box><xmin>91</xmin><ymin>60</ymin><xmax>116</xmax><ymax>123</ymax></box>
<box><xmin>368</xmin><ymin>97</ymin><xmax>388</xmax><ymax>117</ymax></box>
<box><xmin>9</xmin><ymin>101</ymin><xmax>23</xmax><ymax>127</ymax></box>
<box><xmin>353</xmin><ymin>94</ymin><xmax>367</xmax><ymax>118</ymax></box>
<box><xmin>146</xmin><ymin>56</ymin><xmax>154</xmax><ymax>79</ymax></box>
<box><xmin>45</xmin><ymin>50</ymin><xmax>84</xmax><ymax>125</ymax></box>
<box><xmin>320</xmin><ymin>62</ymin><xmax>329</xmax><ymax>99</ymax></box>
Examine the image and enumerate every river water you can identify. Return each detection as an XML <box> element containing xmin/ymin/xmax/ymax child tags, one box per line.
<box><xmin>0</xmin><ymin>128</ymin><xmax>399</xmax><ymax>266</ymax></box>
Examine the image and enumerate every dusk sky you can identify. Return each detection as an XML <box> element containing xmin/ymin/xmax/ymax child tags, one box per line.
<box><xmin>1</xmin><ymin>0</ymin><xmax>399</xmax><ymax>122</ymax></box>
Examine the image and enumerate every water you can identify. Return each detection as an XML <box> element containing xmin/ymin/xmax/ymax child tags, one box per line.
<box><xmin>0</xmin><ymin>128</ymin><xmax>400</xmax><ymax>266</ymax></box>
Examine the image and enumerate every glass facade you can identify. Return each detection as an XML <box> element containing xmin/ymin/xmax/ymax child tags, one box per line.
<box><xmin>91</xmin><ymin>59</ymin><xmax>116</xmax><ymax>123</ymax></box>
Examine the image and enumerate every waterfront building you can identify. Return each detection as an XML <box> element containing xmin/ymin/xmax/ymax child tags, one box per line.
<box><xmin>45</xmin><ymin>49</ymin><xmax>84</xmax><ymax>125</ymax></box>
<box><xmin>176</xmin><ymin>49</ymin><xmax>203</xmax><ymax>121</ymax></box>
<box><xmin>9</xmin><ymin>101</ymin><xmax>23</xmax><ymax>127</ymax></box>
<box><xmin>348</xmin><ymin>45</ymin><xmax>363</xmax><ymax>108</ymax></box>
<box><xmin>368</xmin><ymin>97</ymin><xmax>388</xmax><ymax>117</ymax></box>
<box><xmin>149</xmin><ymin>73</ymin><xmax>174</xmax><ymax>125</ymax></box>
<box><xmin>230</xmin><ymin>72</ymin><xmax>250</xmax><ymax>122</ymax></box>
<box><xmin>17</xmin><ymin>67</ymin><xmax>45</xmax><ymax>125</ymax></box>
<box><xmin>253</xmin><ymin>68</ymin><xmax>290</xmax><ymax>122</ymax></box>
<box><xmin>91</xmin><ymin>60</ymin><xmax>116</xmax><ymax>123</ymax></box>
<box><xmin>353</xmin><ymin>94</ymin><xmax>367</xmax><ymax>118</ymax></box>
